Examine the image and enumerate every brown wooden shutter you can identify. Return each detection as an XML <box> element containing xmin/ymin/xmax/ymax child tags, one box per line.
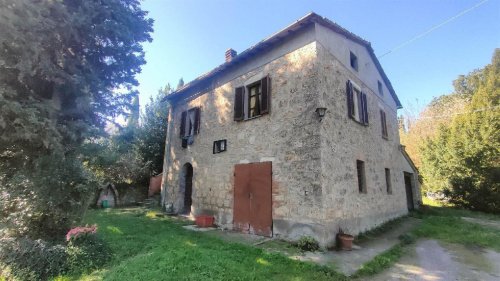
<box><xmin>193</xmin><ymin>107</ymin><xmax>201</xmax><ymax>135</ymax></box>
<box><xmin>346</xmin><ymin>80</ymin><xmax>353</xmax><ymax>118</ymax></box>
<box><xmin>260</xmin><ymin>76</ymin><xmax>270</xmax><ymax>115</ymax></box>
<box><xmin>234</xmin><ymin>86</ymin><xmax>244</xmax><ymax>121</ymax></box>
<box><xmin>180</xmin><ymin>111</ymin><xmax>187</xmax><ymax>137</ymax></box>
<box><xmin>381</xmin><ymin>110</ymin><xmax>388</xmax><ymax>138</ymax></box>
<box><xmin>362</xmin><ymin>93</ymin><xmax>369</xmax><ymax>125</ymax></box>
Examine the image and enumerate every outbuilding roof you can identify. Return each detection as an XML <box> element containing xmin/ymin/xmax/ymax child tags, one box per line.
<box><xmin>164</xmin><ymin>12</ymin><xmax>402</xmax><ymax>108</ymax></box>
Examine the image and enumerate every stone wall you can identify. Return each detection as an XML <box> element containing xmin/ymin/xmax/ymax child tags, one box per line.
<box><xmin>163</xmin><ymin>42</ymin><xmax>323</xmax><ymax>229</ymax></box>
<box><xmin>162</xmin><ymin>26</ymin><xmax>420</xmax><ymax>247</ymax></box>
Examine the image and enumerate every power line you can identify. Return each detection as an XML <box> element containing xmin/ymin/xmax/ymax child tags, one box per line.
<box><xmin>378</xmin><ymin>0</ymin><xmax>490</xmax><ymax>59</ymax></box>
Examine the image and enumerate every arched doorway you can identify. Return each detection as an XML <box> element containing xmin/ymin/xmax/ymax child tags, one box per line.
<box><xmin>180</xmin><ymin>163</ymin><xmax>193</xmax><ymax>214</ymax></box>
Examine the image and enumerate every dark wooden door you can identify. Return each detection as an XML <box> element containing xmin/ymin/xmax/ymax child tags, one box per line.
<box><xmin>404</xmin><ymin>172</ymin><xmax>415</xmax><ymax>211</ymax></box>
<box><xmin>233</xmin><ymin>162</ymin><xmax>272</xmax><ymax>237</ymax></box>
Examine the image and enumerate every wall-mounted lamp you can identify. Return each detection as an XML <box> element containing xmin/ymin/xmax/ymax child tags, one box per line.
<box><xmin>315</xmin><ymin>107</ymin><xmax>327</xmax><ymax>121</ymax></box>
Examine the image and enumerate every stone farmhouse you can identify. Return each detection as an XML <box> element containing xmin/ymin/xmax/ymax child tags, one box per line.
<box><xmin>160</xmin><ymin>12</ymin><xmax>420</xmax><ymax>247</ymax></box>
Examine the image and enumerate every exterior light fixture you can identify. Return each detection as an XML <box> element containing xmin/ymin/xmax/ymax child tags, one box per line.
<box><xmin>316</xmin><ymin>107</ymin><xmax>327</xmax><ymax>121</ymax></box>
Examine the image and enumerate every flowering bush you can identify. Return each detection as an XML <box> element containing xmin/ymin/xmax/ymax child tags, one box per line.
<box><xmin>66</xmin><ymin>225</ymin><xmax>97</xmax><ymax>242</ymax></box>
<box><xmin>65</xmin><ymin>225</ymin><xmax>112</xmax><ymax>273</ymax></box>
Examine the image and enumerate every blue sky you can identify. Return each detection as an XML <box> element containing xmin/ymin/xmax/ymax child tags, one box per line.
<box><xmin>136</xmin><ymin>0</ymin><xmax>499</xmax><ymax>113</ymax></box>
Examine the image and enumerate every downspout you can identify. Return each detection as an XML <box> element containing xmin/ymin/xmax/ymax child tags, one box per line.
<box><xmin>160</xmin><ymin>101</ymin><xmax>174</xmax><ymax>209</ymax></box>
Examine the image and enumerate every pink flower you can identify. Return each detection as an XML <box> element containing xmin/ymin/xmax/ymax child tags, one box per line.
<box><xmin>66</xmin><ymin>225</ymin><xmax>97</xmax><ymax>241</ymax></box>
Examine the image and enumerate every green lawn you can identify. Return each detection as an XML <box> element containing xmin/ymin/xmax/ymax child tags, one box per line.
<box><xmin>411</xmin><ymin>205</ymin><xmax>500</xmax><ymax>251</ymax></box>
<box><xmin>55</xmin><ymin>205</ymin><xmax>500</xmax><ymax>281</ymax></box>
<box><xmin>59</xmin><ymin>208</ymin><xmax>346</xmax><ymax>281</ymax></box>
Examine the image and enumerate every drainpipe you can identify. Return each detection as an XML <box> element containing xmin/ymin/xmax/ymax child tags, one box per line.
<box><xmin>160</xmin><ymin>101</ymin><xmax>174</xmax><ymax>209</ymax></box>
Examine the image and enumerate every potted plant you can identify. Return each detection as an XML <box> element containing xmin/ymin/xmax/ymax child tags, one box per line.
<box><xmin>337</xmin><ymin>228</ymin><xmax>354</xmax><ymax>251</ymax></box>
<box><xmin>195</xmin><ymin>215</ymin><xmax>214</xmax><ymax>228</ymax></box>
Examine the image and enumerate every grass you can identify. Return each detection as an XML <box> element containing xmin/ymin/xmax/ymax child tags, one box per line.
<box><xmin>351</xmin><ymin>203</ymin><xmax>500</xmax><ymax>278</ymax></box>
<box><xmin>55</xmin><ymin>203</ymin><xmax>500</xmax><ymax>281</ymax></box>
<box><xmin>58</xmin><ymin>208</ymin><xmax>347</xmax><ymax>281</ymax></box>
<box><xmin>351</xmin><ymin>244</ymin><xmax>404</xmax><ymax>278</ymax></box>
<box><xmin>412</xmin><ymin>209</ymin><xmax>500</xmax><ymax>251</ymax></box>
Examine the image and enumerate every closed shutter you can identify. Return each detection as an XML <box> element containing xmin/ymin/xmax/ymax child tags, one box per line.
<box><xmin>260</xmin><ymin>76</ymin><xmax>270</xmax><ymax>115</ymax></box>
<box><xmin>234</xmin><ymin>86</ymin><xmax>244</xmax><ymax>121</ymax></box>
<box><xmin>346</xmin><ymin>80</ymin><xmax>353</xmax><ymax>118</ymax></box>
<box><xmin>381</xmin><ymin>110</ymin><xmax>388</xmax><ymax>138</ymax></box>
<box><xmin>180</xmin><ymin>111</ymin><xmax>187</xmax><ymax>137</ymax></box>
<box><xmin>362</xmin><ymin>93</ymin><xmax>369</xmax><ymax>125</ymax></box>
<box><xmin>193</xmin><ymin>107</ymin><xmax>201</xmax><ymax>134</ymax></box>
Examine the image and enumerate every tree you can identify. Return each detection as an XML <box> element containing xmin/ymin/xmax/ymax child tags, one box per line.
<box><xmin>0</xmin><ymin>0</ymin><xmax>153</xmax><ymax>239</ymax></box>
<box><xmin>420</xmin><ymin>49</ymin><xmax>500</xmax><ymax>212</ymax></box>
<box><xmin>136</xmin><ymin>84</ymin><xmax>172</xmax><ymax>176</ymax></box>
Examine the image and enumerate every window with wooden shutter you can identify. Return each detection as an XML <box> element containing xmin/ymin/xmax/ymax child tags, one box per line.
<box><xmin>381</xmin><ymin>110</ymin><xmax>388</xmax><ymax>139</ymax></box>
<box><xmin>260</xmin><ymin>76</ymin><xmax>270</xmax><ymax>115</ymax></box>
<box><xmin>234</xmin><ymin>86</ymin><xmax>244</xmax><ymax>121</ymax></box>
<box><xmin>347</xmin><ymin>80</ymin><xmax>369</xmax><ymax>126</ymax></box>
<box><xmin>180</xmin><ymin>111</ymin><xmax>187</xmax><ymax>137</ymax></box>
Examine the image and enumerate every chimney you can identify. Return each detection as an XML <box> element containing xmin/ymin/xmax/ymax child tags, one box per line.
<box><xmin>225</xmin><ymin>48</ymin><xmax>237</xmax><ymax>62</ymax></box>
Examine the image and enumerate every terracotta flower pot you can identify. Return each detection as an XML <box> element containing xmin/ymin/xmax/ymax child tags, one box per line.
<box><xmin>339</xmin><ymin>234</ymin><xmax>354</xmax><ymax>251</ymax></box>
<box><xmin>195</xmin><ymin>215</ymin><xmax>214</xmax><ymax>228</ymax></box>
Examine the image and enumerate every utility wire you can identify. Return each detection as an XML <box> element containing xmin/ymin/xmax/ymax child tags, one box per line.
<box><xmin>378</xmin><ymin>0</ymin><xmax>490</xmax><ymax>58</ymax></box>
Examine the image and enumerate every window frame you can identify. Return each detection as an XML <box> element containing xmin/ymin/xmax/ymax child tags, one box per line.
<box><xmin>347</xmin><ymin>80</ymin><xmax>368</xmax><ymax>125</ymax></box>
<box><xmin>213</xmin><ymin>139</ymin><xmax>227</xmax><ymax>154</ymax></box>
<box><xmin>385</xmin><ymin>168</ymin><xmax>392</xmax><ymax>194</ymax></box>
<box><xmin>234</xmin><ymin>75</ymin><xmax>270</xmax><ymax>122</ymax></box>
<box><xmin>350</xmin><ymin>51</ymin><xmax>358</xmax><ymax>71</ymax></box>
<box><xmin>247</xmin><ymin>80</ymin><xmax>262</xmax><ymax>119</ymax></box>
<box><xmin>356</xmin><ymin>160</ymin><xmax>367</xmax><ymax>194</ymax></box>
<box><xmin>380</xmin><ymin>109</ymin><xmax>388</xmax><ymax>139</ymax></box>
<box><xmin>377</xmin><ymin>80</ymin><xmax>384</xmax><ymax>96</ymax></box>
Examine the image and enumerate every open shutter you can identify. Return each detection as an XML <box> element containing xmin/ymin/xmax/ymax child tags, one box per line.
<box><xmin>362</xmin><ymin>93</ymin><xmax>369</xmax><ymax>125</ymax></box>
<box><xmin>180</xmin><ymin>111</ymin><xmax>187</xmax><ymax>137</ymax></box>
<box><xmin>193</xmin><ymin>107</ymin><xmax>201</xmax><ymax>134</ymax></box>
<box><xmin>260</xmin><ymin>76</ymin><xmax>270</xmax><ymax>115</ymax></box>
<box><xmin>346</xmin><ymin>80</ymin><xmax>353</xmax><ymax>118</ymax></box>
<box><xmin>234</xmin><ymin>86</ymin><xmax>244</xmax><ymax>121</ymax></box>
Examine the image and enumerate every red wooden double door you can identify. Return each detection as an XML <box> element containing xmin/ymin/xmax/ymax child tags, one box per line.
<box><xmin>233</xmin><ymin>162</ymin><xmax>272</xmax><ymax>237</ymax></box>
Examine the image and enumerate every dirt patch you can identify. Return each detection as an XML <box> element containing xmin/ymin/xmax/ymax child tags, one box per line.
<box><xmin>368</xmin><ymin>239</ymin><xmax>500</xmax><ymax>281</ymax></box>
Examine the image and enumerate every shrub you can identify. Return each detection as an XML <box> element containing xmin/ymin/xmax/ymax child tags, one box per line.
<box><xmin>0</xmin><ymin>237</ymin><xmax>68</xmax><ymax>281</ymax></box>
<box><xmin>66</xmin><ymin>225</ymin><xmax>97</xmax><ymax>241</ymax></box>
<box><xmin>66</xmin><ymin>232</ymin><xmax>112</xmax><ymax>273</ymax></box>
<box><xmin>296</xmin><ymin>236</ymin><xmax>320</xmax><ymax>252</ymax></box>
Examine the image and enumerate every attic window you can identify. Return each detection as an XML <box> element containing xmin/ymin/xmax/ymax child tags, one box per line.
<box><xmin>377</xmin><ymin>81</ymin><xmax>384</xmax><ymax>96</ymax></box>
<box><xmin>350</xmin><ymin>52</ymin><xmax>358</xmax><ymax>71</ymax></box>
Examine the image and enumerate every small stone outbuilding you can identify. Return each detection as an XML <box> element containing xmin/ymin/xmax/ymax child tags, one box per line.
<box><xmin>160</xmin><ymin>12</ymin><xmax>420</xmax><ymax>247</ymax></box>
